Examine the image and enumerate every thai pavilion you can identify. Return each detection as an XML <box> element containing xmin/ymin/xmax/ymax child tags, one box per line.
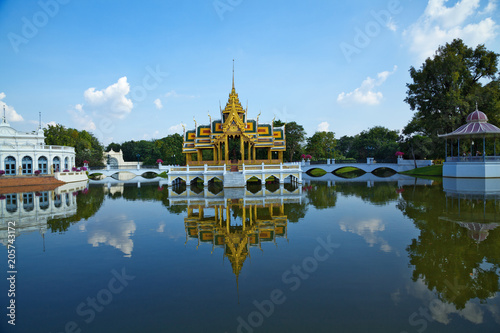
<box><xmin>0</xmin><ymin>111</ymin><xmax>76</xmax><ymax>175</ymax></box>
<box><xmin>182</xmin><ymin>75</ymin><xmax>286</xmax><ymax>166</ymax></box>
<box><xmin>439</xmin><ymin>106</ymin><xmax>500</xmax><ymax>178</ymax></box>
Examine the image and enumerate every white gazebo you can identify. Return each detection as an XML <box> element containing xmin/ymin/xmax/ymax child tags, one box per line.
<box><xmin>439</xmin><ymin>107</ymin><xmax>500</xmax><ymax>178</ymax></box>
<box><xmin>0</xmin><ymin>114</ymin><xmax>76</xmax><ymax>175</ymax></box>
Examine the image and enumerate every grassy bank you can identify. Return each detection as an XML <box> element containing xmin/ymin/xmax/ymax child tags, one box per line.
<box><xmin>400</xmin><ymin>165</ymin><xmax>442</xmax><ymax>177</ymax></box>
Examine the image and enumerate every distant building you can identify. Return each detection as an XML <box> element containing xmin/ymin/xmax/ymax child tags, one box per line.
<box><xmin>0</xmin><ymin>115</ymin><xmax>76</xmax><ymax>175</ymax></box>
<box><xmin>103</xmin><ymin>149</ymin><xmax>143</xmax><ymax>169</ymax></box>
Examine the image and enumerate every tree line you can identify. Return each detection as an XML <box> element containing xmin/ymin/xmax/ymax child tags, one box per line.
<box><xmin>45</xmin><ymin>38</ymin><xmax>499</xmax><ymax>165</ymax></box>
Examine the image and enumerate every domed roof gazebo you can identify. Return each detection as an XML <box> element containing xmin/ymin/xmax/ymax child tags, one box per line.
<box><xmin>438</xmin><ymin>106</ymin><xmax>500</xmax><ymax>178</ymax></box>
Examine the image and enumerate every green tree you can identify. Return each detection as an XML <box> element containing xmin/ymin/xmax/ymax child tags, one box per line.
<box><xmin>44</xmin><ymin>124</ymin><xmax>104</xmax><ymax>166</ymax></box>
<box><xmin>351</xmin><ymin>126</ymin><xmax>400</xmax><ymax>160</ymax></box>
<box><xmin>109</xmin><ymin>133</ymin><xmax>185</xmax><ymax>166</ymax></box>
<box><xmin>305</xmin><ymin>131</ymin><xmax>337</xmax><ymax>160</ymax></box>
<box><xmin>404</xmin><ymin>39</ymin><xmax>500</xmax><ymax>157</ymax></box>
<box><xmin>106</xmin><ymin>143</ymin><xmax>121</xmax><ymax>153</ymax></box>
<box><xmin>274</xmin><ymin>120</ymin><xmax>306</xmax><ymax>162</ymax></box>
<box><xmin>336</xmin><ymin>135</ymin><xmax>356</xmax><ymax>160</ymax></box>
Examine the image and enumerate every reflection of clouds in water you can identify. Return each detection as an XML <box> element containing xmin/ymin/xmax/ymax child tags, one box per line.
<box><xmin>156</xmin><ymin>222</ymin><xmax>165</xmax><ymax>233</ymax></box>
<box><xmin>400</xmin><ymin>278</ymin><xmax>499</xmax><ymax>325</ymax></box>
<box><xmin>155</xmin><ymin>220</ymin><xmax>184</xmax><ymax>240</ymax></box>
<box><xmin>80</xmin><ymin>215</ymin><xmax>136</xmax><ymax>257</ymax></box>
<box><xmin>339</xmin><ymin>218</ymin><xmax>392</xmax><ymax>253</ymax></box>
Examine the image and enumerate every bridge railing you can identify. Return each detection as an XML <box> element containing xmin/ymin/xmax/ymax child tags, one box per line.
<box><xmin>140</xmin><ymin>165</ymin><xmax>159</xmax><ymax>169</ymax></box>
<box><xmin>334</xmin><ymin>159</ymin><xmax>365</xmax><ymax>164</ymax></box>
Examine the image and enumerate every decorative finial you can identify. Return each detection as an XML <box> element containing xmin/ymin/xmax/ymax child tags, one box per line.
<box><xmin>208</xmin><ymin>111</ymin><xmax>212</xmax><ymax>123</ymax></box>
<box><xmin>476</xmin><ymin>101</ymin><xmax>478</xmax><ymax>111</ymax></box>
<box><xmin>232</xmin><ymin>59</ymin><xmax>235</xmax><ymax>90</ymax></box>
<box><xmin>193</xmin><ymin>117</ymin><xmax>197</xmax><ymax>128</ymax></box>
<box><xmin>39</xmin><ymin>111</ymin><xmax>42</xmax><ymax>130</ymax></box>
<box><xmin>2</xmin><ymin>105</ymin><xmax>5</xmax><ymax>123</ymax></box>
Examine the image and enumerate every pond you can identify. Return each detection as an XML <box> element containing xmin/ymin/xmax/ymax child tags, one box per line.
<box><xmin>1</xmin><ymin>176</ymin><xmax>499</xmax><ymax>333</ymax></box>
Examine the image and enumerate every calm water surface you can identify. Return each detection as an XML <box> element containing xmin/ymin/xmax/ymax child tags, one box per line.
<box><xmin>1</xmin><ymin>177</ymin><xmax>500</xmax><ymax>333</ymax></box>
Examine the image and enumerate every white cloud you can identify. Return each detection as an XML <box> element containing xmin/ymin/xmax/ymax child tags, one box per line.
<box><xmin>337</xmin><ymin>66</ymin><xmax>397</xmax><ymax>105</ymax></box>
<box><xmin>480</xmin><ymin>0</ymin><xmax>497</xmax><ymax>14</ymax></box>
<box><xmin>0</xmin><ymin>92</ymin><xmax>24</xmax><ymax>122</ymax></box>
<box><xmin>83</xmin><ymin>76</ymin><xmax>133</xmax><ymax>119</ymax></box>
<box><xmin>405</xmin><ymin>0</ymin><xmax>498</xmax><ymax>62</ymax></box>
<box><xmin>68</xmin><ymin>104</ymin><xmax>96</xmax><ymax>131</ymax></box>
<box><xmin>317</xmin><ymin>121</ymin><xmax>330</xmax><ymax>132</ymax></box>
<box><xmin>387</xmin><ymin>17</ymin><xmax>397</xmax><ymax>32</ymax></box>
<box><xmin>168</xmin><ymin>123</ymin><xmax>185</xmax><ymax>134</ymax></box>
<box><xmin>154</xmin><ymin>98</ymin><xmax>163</xmax><ymax>110</ymax></box>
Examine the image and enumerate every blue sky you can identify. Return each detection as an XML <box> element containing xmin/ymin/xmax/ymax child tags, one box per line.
<box><xmin>0</xmin><ymin>0</ymin><xmax>498</xmax><ymax>145</ymax></box>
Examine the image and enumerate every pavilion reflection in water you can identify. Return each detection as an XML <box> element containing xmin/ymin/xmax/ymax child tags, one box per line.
<box><xmin>0</xmin><ymin>181</ymin><xmax>87</xmax><ymax>246</ymax></box>
<box><xmin>442</xmin><ymin>178</ymin><xmax>500</xmax><ymax>243</ymax></box>
<box><xmin>170</xmin><ymin>184</ymin><xmax>303</xmax><ymax>278</ymax></box>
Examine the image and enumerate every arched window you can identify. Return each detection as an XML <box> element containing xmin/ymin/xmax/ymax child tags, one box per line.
<box><xmin>5</xmin><ymin>156</ymin><xmax>16</xmax><ymax>175</ymax></box>
<box><xmin>38</xmin><ymin>156</ymin><xmax>48</xmax><ymax>174</ymax></box>
<box><xmin>22</xmin><ymin>156</ymin><xmax>33</xmax><ymax>175</ymax></box>
<box><xmin>64</xmin><ymin>157</ymin><xmax>69</xmax><ymax>170</ymax></box>
<box><xmin>53</xmin><ymin>157</ymin><xmax>61</xmax><ymax>172</ymax></box>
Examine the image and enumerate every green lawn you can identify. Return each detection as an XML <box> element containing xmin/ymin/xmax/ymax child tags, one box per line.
<box><xmin>335</xmin><ymin>167</ymin><xmax>359</xmax><ymax>174</ymax></box>
<box><xmin>400</xmin><ymin>165</ymin><xmax>442</xmax><ymax>176</ymax></box>
<box><xmin>308</xmin><ymin>168</ymin><xmax>327</xmax><ymax>177</ymax></box>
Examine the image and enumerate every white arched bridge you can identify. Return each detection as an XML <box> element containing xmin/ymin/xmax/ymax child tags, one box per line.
<box><xmin>301</xmin><ymin>157</ymin><xmax>432</xmax><ymax>174</ymax></box>
<box><xmin>88</xmin><ymin>158</ymin><xmax>432</xmax><ymax>186</ymax></box>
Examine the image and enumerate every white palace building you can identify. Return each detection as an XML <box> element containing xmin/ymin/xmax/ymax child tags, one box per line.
<box><xmin>0</xmin><ymin>114</ymin><xmax>76</xmax><ymax>175</ymax></box>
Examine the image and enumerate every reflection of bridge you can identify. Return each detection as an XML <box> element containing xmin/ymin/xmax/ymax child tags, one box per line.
<box><xmin>88</xmin><ymin>165</ymin><xmax>170</xmax><ymax>178</ymax></box>
<box><xmin>301</xmin><ymin>158</ymin><xmax>432</xmax><ymax>173</ymax></box>
<box><xmin>168</xmin><ymin>183</ymin><xmax>303</xmax><ymax>207</ymax></box>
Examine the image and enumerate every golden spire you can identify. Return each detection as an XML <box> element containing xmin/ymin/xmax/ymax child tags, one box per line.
<box><xmin>232</xmin><ymin>59</ymin><xmax>235</xmax><ymax>92</ymax></box>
